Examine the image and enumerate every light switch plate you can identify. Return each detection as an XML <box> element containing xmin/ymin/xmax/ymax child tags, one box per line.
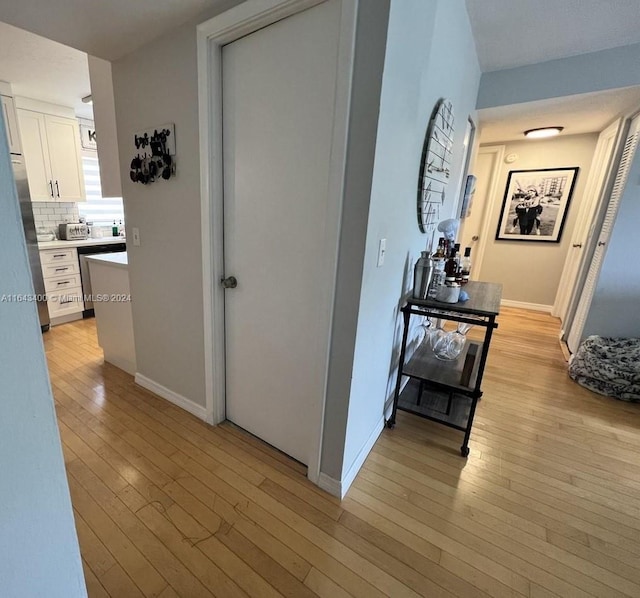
<box><xmin>132</xmin><ymin>227</ymin><xmax>140</xmax><ymax>246</ymax></box>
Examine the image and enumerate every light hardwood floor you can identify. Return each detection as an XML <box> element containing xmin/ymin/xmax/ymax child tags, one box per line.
<box><xmin>44</xmin><ymin>308</ymin><xmax>640</xmax><ymax>597</ymax></box>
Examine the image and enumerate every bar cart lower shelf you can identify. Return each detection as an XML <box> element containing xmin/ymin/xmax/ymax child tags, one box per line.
<box><xmin>386</xmin><ymin>281</ymin><xmax>502</xmax><ymax>457</ymax></box>
<box><xmin>395</xmin><ymin>379</ymin><xmax>475</xmax><ymax>455</ymax></box>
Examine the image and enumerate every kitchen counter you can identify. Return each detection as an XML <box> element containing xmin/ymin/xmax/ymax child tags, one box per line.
<box><xmin>85</xmin><ymin>252</ymin><xmax>128</xmax><ymax>269</ymax></box>
<box><xmin>38</xmin><ymin>236</ymin><xmax>126</xmax><ymax>249</ymax></box>
<box><xmin>86</xmin><ymin>251</ymin><xmax>136</xmax><ymax>375</ymax></box>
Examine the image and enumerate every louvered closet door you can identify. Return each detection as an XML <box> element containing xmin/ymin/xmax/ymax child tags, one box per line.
<box><xmin>567</xmin><ymin>115</ymin><xmax>640</xmax><ymax>353</ymax></box>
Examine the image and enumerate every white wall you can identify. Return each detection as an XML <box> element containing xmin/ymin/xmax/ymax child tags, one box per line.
<box><xmin>0</xmin><ymin>115</ymin><xmax>86</xmax><ymax>597</ymax></box>
<box><xmin>111</xmin><ymin>0</ymin><xmax>242</xmax><ymax>412</ymax></box>
<box><xmin>322</xmin><ymin>0</ymin><xmax>481</xmax><ymax>488</ymax></box>
<box><xmin>477</xmin><ymin>134</ymin><xmax>598</xmax><ymax>307</ymax></box>
<box><xmin>583</xmin><ymin>139</ymin><xmax>640</xmax><ymax>338</ymax></box>
<box><xmin>111</xmin><ymin>0</ymin><xmax>478</xmax><ymax>490</ymax></box>
<box><xmin>88</xmin><ymin>55</ymin><xmax>122</xmax><ymax>198</ymax></box>
<box><xmin>320</xmin><ymin>0</ymin><xmax>391</xmax><ymax>484</ymax></box>
<box><xmin>478</xmin><ymin>42</ymin><xmax>640</xmax><ymax>109</ymax></box>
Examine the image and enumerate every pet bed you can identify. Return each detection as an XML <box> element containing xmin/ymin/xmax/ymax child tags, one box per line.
<box><xmin>569</xmin><ymin>335</ymin><xmax>640</xmax><ymax>402</ymax></box>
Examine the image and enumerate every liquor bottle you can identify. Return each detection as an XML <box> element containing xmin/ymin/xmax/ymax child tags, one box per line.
<box><xmin>428</xmin><ymin>248</ymin><xmax>446</xmax><ymax>299</ymax></box>
<box><xmin>461</xmin><ymin>247</ymin><xmax>472</xmax><ymax>284</ymax></box>
<box><xmin>453</xmin><ymin>243</ymin><xmax>462</xmax><ymax>283</ymax></box>
<box><xmin>444</xmin><ymin>248</ymin><xmax>458</xmax><ymax>281</ymax></box>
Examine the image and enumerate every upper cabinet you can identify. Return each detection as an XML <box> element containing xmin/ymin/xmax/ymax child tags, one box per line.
<box><xmin>17</xmin><ymin>108</ymin><xmax>86</xmax><ymax>202</ymax></box>
<box><xmin>1</xmin><ymin>95</ymin><xmax>22</xmax><ymax>154</ymax></box>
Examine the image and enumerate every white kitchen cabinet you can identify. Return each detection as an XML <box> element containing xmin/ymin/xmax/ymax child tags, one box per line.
<box><xmin>39</xmin><ymin>247</ymin><xmax>84</xmax><ymax>325</ymax></box>
<box><xmin>1</xmin><ymin>95</ymin><xmax>21</xmax><ymax>154</ymax></box>
<box><xmin>17</xmin><ymin>109</ymin><xmax>86</xmax><ymax>202</ymax></box>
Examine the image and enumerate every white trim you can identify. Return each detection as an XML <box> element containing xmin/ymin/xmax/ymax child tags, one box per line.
<box><xmin>13</xmin><ymin>96</ymin><xmax>75</xmax><ymax>119</ymax></box>
<box><xmin>472</xmin><ymin>145</ymin><xmax>505</xmax><ymax>278</ymax></box>
<box><xmin>500</xmin><ymin>299</ymin><xmax>552</xmax><ymax>313</ymax></box>
<box><xmin>317</xmin><ymin>473</ymin><xmax>342</xmax><ymax>498</ymax></box>
<box><xmin>317</xmin><ymin>416</ymin><xmax>385</xmax><ymax>499</ymax></box>
<box><xmin>135</xmin><ymin>373</ymin><xmax>210</xmax><ymax>421</ymax></box>
<box><xmin>552</xmin><ymin>118</ymin><xmax>622</xmax><ymax>320</ymax></box>
<box><xmin>340</xmin><ymin>416</ymin><xmax>385</xmax><ymax>498</ymax></box>
<box><xmin>197</xmin><ymin>0</ymin><xmax>357</xmax><ymax>484</ymax></box>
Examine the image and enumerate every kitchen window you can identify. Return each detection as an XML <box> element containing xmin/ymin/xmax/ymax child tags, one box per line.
<box><xmin>77</xmin><ymin>153</ymin><xmax>125</xmax><ymax>225</ymax></box>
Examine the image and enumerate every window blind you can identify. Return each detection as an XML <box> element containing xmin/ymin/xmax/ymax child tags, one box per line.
<box><xmin>76</xmin><ymin>154</ymin><xmax>125</xmax><ymax>225</ymax></box>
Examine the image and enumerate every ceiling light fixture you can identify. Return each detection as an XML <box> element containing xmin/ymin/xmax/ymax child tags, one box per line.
<box><xmin>81</xmin><ymin>94</ymin><xmax>93</xmax><ymax>104</ymax></box>
<box><xmin>524</xmin><ymin>126</ymin><xmax>563</xmax><ymax>139</ymax></box>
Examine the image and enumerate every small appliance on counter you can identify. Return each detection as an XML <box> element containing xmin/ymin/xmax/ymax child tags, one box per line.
<box><xmin>58</xmin><ymin>222</ymin><xmax>89</xmax><ymax>240</ymax></box>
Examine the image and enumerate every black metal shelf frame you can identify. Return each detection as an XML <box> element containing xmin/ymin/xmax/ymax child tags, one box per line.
<box><xmin>386</xmin><ymin>290</ymin><xmax>500</xmax><ymax>458</ymax></box>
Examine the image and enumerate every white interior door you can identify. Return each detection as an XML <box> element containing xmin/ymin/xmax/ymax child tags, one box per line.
<box><xmin>553</xmin><ymin>119</ymin><xmax>622</xmax><ymax>322</ymax></box>
<box><xmin>458</xmin><ymin>145</ymin><xmax>504</xmax><ymax>277</ymax></box>
<box><xmin>221</xmin><ymin>0</ymin><xmax>341</xmax><ymax>465</ymax></box>
<box><xmin>567</xmin><ymin>115</ymin><xmax>640</xmax><ymax>353</ymax></box>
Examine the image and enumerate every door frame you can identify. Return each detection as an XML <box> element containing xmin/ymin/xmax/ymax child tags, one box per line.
<box><xmin>467</xmin><ymin>144</ymin><xmax>505</xmax><ymax>277</ymax></box>
<box><xmin>552</xmin><ymin>118</ymin><xmax>623</xmax><ymax>322</ymax></box>
<box><xmin>197</xmin><ymin>0</ymin><xmax>358</xmax><ymax>483</ymax></box>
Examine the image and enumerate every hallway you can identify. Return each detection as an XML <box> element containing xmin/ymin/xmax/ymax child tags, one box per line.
<box><xmin>46</xmin><ymin>308</ymin><xmax>640</xmax><ymax>597</ymax></box>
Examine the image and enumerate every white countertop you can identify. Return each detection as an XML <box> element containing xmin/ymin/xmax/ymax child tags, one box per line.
<box><xmin>85</xmin><ymin>252</ymin><xmax>129</xmax><ymax>269</ymax></box>
<box><xmin>38</xmin><ymin>236</ymin><xmax>127</xmax><ymax>250</ymax></box>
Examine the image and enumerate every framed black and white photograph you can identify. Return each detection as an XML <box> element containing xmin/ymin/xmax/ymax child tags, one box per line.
<box><xmin>495</xmin><ymin>167</ymin><xmax>579</xmax><ymax>242</ymax></box>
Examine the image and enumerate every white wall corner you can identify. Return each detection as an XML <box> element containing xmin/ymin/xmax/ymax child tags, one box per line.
<box><xmin>338</xmin><ymin>416</ymin><xmax>384</xmax><ymax>499</ymax></box>
<box><xmin>134</xmin><ymin>373</ymin><xmax>209</xmax><ymax>421</ymax></box>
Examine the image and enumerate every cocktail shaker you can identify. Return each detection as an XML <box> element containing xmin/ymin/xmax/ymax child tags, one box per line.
<box><xmin>413</xmin><ymin>251</ymin><xmax>434</xmax><ymax>300</ymax></box>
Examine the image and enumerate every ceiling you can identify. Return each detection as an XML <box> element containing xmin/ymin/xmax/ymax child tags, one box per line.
<box><xmin>0</xmin><ymin>0</ymin><xmax>226</xmax><ymax>61</ymax></box>
<box><xmin>478</xmin><ymin>86</ymin><xmax>640</xmax><ymax>143</ymax></box>
<box><xmin>0</xmin><ymin>0</ymin><xmax>638</xmax><ymax>70</ymax></box>
<box><xmin>0</xmin><ymin>22</ymin><xmax>93</xmax><ymax>118</ymax></box>
<box><xmin>1</xmin><ymin>0</ymin><xmax>640</xmax><ymax>134</ymax></box>
<box><xmin>466</xmin><ymin>0</ymin><xmax>640</xmax><ymax>72</ymax></box>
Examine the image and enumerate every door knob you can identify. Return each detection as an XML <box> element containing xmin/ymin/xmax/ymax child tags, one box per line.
<box><xmin>221</xmin><ymin>276</ymin><xmax>238</xmax><ymax>289</ymax></box>
<box><xmin>572</xmin><ymin>243</ymin><xmax>582</xmax><ymax>248</ymax></box>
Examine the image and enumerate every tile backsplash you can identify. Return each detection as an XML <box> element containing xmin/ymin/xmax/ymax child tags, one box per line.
<box><xmin>32</xmin><ymin>202</ymin><xmax>79</xmax><ymax>235</ymax></box>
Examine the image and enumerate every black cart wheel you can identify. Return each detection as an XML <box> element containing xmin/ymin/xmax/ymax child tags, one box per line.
<box><xmin>460</xmin><ymin>446</ymin><xmax>470</xmax><ymax>457</ymax></box>
<box><xmin>385</xmin><ymin>419</ymin><xmax>395</xmax><ymax>429</ymax></box>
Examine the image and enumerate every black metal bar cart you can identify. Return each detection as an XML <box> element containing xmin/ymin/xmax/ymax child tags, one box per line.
<box><xmin>387</xmin><ymin>281</ymin><xmax>502</xmax><ymax>457</ymax></box>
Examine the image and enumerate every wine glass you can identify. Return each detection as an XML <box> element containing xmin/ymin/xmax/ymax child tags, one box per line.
<box><xmin>429</xmin><ymin>318</ymin><xmax>448</xmax><ymax>351</ymax></box>
<box><xmin>432</xmin><ymin>321</ymin><xmax>473</xmax><ymax>361</ymax></box>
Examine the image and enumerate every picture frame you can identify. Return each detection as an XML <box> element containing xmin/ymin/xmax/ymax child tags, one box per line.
<box><xmin>495</xmin><ymin>167</ymin><xmax>579</xmax><ymax>242</ymax></box>
<box><xmin>79</xmin><ymin>122</ymin><xmax>97</xmax><ymax>150</ymax></box>
<box><xmin>459</xmin><ymin>174</ymin><xmax>476</xmax><ymax>219</ymax></box>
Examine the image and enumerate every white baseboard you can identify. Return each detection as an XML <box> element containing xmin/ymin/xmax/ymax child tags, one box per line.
<box><xmin>501</xmin><ymin>299</ymin><xmax>552</xmax><ymax>313</ymax></box>
<box><xmin>134</xmin><ymin>373</ymin><xmax>209</xmax><ymax>421</ymax></box>
<box><xmin>318</xmin><ymin>416</ymin><xmax>385</xmax><ymax>499</ymax></box>
<box><xmin>317</xmin><ymin>473</ymin><xmax>342</xmax><ymax>498</ymax></box>
<box><xmin>341</xmin><ymin>416</ymin><xmax>385</xmax><ymax>497</ymax></box>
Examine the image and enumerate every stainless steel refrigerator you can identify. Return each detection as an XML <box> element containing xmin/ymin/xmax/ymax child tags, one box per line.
<box><xmin>10</xmin><ymin>153</ymin><xmax>50</xmax><ymax>332</ymax></box>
